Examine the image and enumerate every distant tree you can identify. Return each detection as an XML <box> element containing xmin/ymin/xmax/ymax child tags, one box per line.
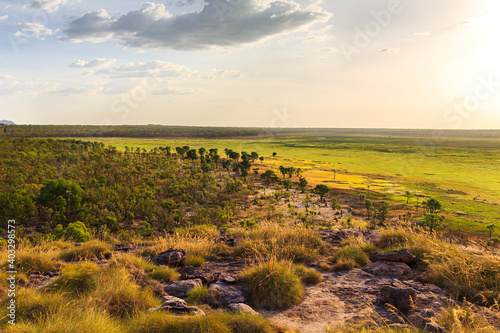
<box><xmin>250</xmin><ymin>152</ymin><xmax>259</xmax><ymax>161</ymax></box>
<box><xmin>405</xmin><ymin>191</ymin><xmax>412</xmax><ymax>205</ymax></box>
<box><xmin>489</xmin><ymin>237</ymin><xmax>500</xmax><ymax>250</ymax></box>
<box><xmin>283</xmin><ymin>179</ymin><xmax>292</xmax><ymax>191</ymax></box>
<box><xmin>364</xmin><ymin>199</ymin><xmax>374</xmax><ymax>219</ymax></box>
<box><xmin>286</xmin><ymin>167</ymin><xmax>296</xmax><ymax>179</ymax></box>
<box><xmin>424</xmin><ymin>198</ymin><xmax>442</xmax><ymax>213</ymax></box>
<box><xmin>198</xmin><ymin>147</ymin><xmax>206</xmax><ymax>157</ymax></box>
<box><xmin>487</xmin><ymin>223</ymin><xmax>497</xmax><ymax>239</ymax></box>
<box><xmin>279</xmin><ymin>166</ymin><xmax>287</xmax><ymax>179</ymax></box>
<box><xmin>253</xmin><ymin>167</ymin><xmax>260</xmax><ymax>175</ymax></box>
<box><xmin>423</xmin><ymin>213</ymin><xmax>445</xmax><ymax>233</ymax></box>
<box><xmin>375</xmin><ymin>202</ymin><xmax>390</xmax><ymax>224</ymax></box>
<box><xmin>298</xmin><ymin>177</ymin><xmax>308</xmax><ymax>193</ymax></box>
<box><xmin>37</xmin><ymin>178</ymin><xmax>83</xmax><ymax>222</ymax></box>
<box><xmin>261</xmin><ymin>170</ymin><xmax>279</xmax><ymax>188</ymax></box>
<box><xmin>186</xmin><ymin>149</ymin><xmax>198</xmax><ymax>160</ymax></box>
<box><xmin>314</xmin><ymin>184</ymin><xmax>330</xmax><ymax>202</ymax></box>
<box><xmin>259</xmin><ymin>156</ymin><xmax>264</xmax><ymax>163</ymax></box>
<box><xmin>272</xmin><ymin>152</ymin><xmax>277</xmax><ymax>157</ymax></box>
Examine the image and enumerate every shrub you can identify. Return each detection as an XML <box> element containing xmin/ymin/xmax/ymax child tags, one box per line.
<box><xmin>59</xmin><ymin>240</ymin><xmax>112</xmax><ymax>262</ymax></box>
<box><xmin>242</xmin><ymin>260</ymin><xmax>304</xmax><ymax>310</ymax></box>
<box><xmin>48</xmin><ymin>261</ymin><xmax>100</xmax><ymax>295</ymax></box>
<box><xmin>57</xmin><ymin>221</ymin><xmax>93</xmax><ymax>242</ymax></box>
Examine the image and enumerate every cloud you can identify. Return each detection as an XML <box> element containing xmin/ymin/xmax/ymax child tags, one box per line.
<box><xmin>152</xmin><ymin>87</ymin><xmax>197</xmax><ymax>95</ymax></box>
<box><xmin>63</xmin><ymin>1</ymin><xmax>330</xmax><ymax>50</ymax></box>
<box><xmin>0</xmin><ymin>15</ymin><xmax>8</xmax><ymax>21</ymax></box>
<box><xmin>380</xmin><ymin>47</ymin><xmax>400</xmax><ymax>54</ymax></box>
<box><xmin>68</xmin><ymin>58</ymin><xmax>116</xmax><ymax>68</ymax></box>
<box><xmin>15</xmin><ymin>22</ymin><xmax>59</xmax><ymax>39</ymax></box>
<box><xmin>29</xmin><ymin>0</ymin><xmax>70</xmax><ymax>12</ymax></box>
<box><xmin>89</xmin><ymin>60</ymin><xmax>243</xmax><ymax>80</ymax></box>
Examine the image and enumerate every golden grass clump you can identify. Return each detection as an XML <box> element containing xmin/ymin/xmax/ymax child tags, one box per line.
<box><xmin>241</xmin><ymin>260</ymin><xmax>304</xmax><ymax>310</ymax></box>
<box><xmin>292</xmin><ymin>264</ymin><xmax>323</xmax><ymax>284</ymax></box>
<box><xmin>108</xmin><ymin>253</ymin><xmax>155</xmax><ymax>272</ymax></box>
<box><xmin>149</xmin><ymin>266</ymin><xmax>180</xmax><ymax>283</ymax></box>
<box><xmin>59</xmin><ymin>240</ymin><xmax>112</xmax><ymax>262</ymax></box>
<box><xmin>438</xmin><ymin>304</ymin><xmax>499</xmax><ymax>333</ymax></box>
<box><xmin>328</xmin><ymin>237</ymin><xmax>377</xmax><ymax>271</ymax></box>
<box><xmin>48</xmin><ymin>261</ymin><xmax>100</xmax><ymax>295</ymax></box>
<box><xmin>231</xmin><ymin>225</ymin><xmax>329</xmax><ymax>263</ymax></box>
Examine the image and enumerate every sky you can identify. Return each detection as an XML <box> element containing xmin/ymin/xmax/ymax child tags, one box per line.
<box><xmin>0</xmin><ymin>0</ymin><xmax>499</xmax><ymax>129</ymax></box>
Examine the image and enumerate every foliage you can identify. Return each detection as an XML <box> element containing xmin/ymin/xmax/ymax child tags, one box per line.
<box><xmin>56</xmin><ymin>221</ymin><xmax>93</xmax><ymax>242</ymax></box>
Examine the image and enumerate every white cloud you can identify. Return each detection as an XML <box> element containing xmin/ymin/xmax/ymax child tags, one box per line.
<box><xmin>0</xmin><ymin>15</ymin><xmax>8</xmax><ymax>21</ymax></box>
<box><xmin>68</xmin><ymin>58</ymin><xmax>116</xmax><ymax>68</ymax></box>
<box><xmin>63</xmin><ymin>1</ymin><xmax>330</xmax><ymax>50</ymax></box>
<box><xmin>152</xmin><ymin>87</ymin><xmax>197</xmax><ymax>95</ymax></box>
<box><xmin>29</xmin><ymin>0</ymin><xmax>71</xmax><ymax>12</ymax></box>
<box><xmin>16</xmin><ymin>22</ymin><xmax>59</xmax><ymax>39</ymax></box>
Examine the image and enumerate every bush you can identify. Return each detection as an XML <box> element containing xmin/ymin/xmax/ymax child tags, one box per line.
<box><xmin>48</xmin><ymin>261</ymin><xmax>100</xmax><ymax>295</ymax></box>
<box><xmin>59</xmin><ymin>240</ymin><xmax>112</xmax><ymax>262</ymax></box>
<box><xmin>56</xmin><ymin>221</ymin><xmax>92</xmax><ymax>242</ymax></box>
<box><xmin>242</xmin><ymin>260</ymin><xmax>304</xmax><ymax>310</ymax></box>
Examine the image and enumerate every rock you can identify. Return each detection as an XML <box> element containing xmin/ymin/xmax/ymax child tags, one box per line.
<box><xmin>149</xmin><ymin>296</ymin><xmax>205</xmax><ymax>316</ymax></box>
<box><xmin>228</xmin><ymin>303</ymin><xmax>258</xmax><ymax>315</ymax></box>
<box><xmin>74</xmin><ymin>243</ymin><xmax>83</xmax><ymax>247</ymax></box>
<box><xmin>178</xmin><ymin>266</ymin><xmax>220</xmax><ymax>285</ymax></box>
<box><xmin>103</xmin><ymin>252</ymin><xmax>113</xmax><ymax>260</ymax></box>
<box><xmin>207</xmin><ymin>282</ymin><xmax>246</xmax><ymax>308</ymax></box>
<box><xmin>164</xmin><ymin>279</ymin><xmax>202</xmax><ymax>298</ymax></box>
<box><xmin>369</xmin><ymin>249</ymin><xmax>417</xmax><ymax>265</ymax></box>
<box><xmin>114</xmin><ymin>242</ymin><xmax>136</xmax><ymax>252</ymax></box>
<box><xmin>379</xmin><ymin>286</ymin><xmax>417</xmax><ymax>312</ymax></box>
<box><xmin>221</xmin><ymin>276</ymin><xmax>237</xmax><ymax>284</ymax></box>
<box><xmin>420</xmin><ymin>309</ymin><xmax>435</xmax><ymax>319</ymax></box>
<box><xmin>152</xmin><ymin>248</ymin><xmax>186</xmax><ymax>266</ymax></box>
<box><xmin>425</xmin><ymin>323</ymin><xmax>445</xmax><ymax>332</ymax></box>
<box><xmin>363</xmin><ymin>261</ymin><xmax>411</xmax><ymax>277</ymax></box>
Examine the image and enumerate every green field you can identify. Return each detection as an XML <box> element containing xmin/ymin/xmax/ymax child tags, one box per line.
<box><xmin>79</xmin><ymin>135</ymin><xmax>500</xmax><ymax>235</ymax></box>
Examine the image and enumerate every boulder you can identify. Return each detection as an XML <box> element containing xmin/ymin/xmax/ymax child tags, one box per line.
<box><xmin>369</xmin><ymin>249</ymin><xmax>417</xmax><ymax>265</ymax></box>
<box><xmin>178</xmin><ymin>266</ymin><xmax>220</xmax><ymax>285</ymax></box>
<box><xmin>379</xmin><ymin>286</ymin><xmax>417</xmax><ymax>312</ymax></box>
<box><xmin>228</xmin><ymin>303</ymin><xmax>258</xmax><ymax>315</ymax></box>
<box><xmin>164</xmin><ymin>279</ymin><xmax>202</xmax><ymax>298</ymax></box>
<box><xmin>152</xmin><ymin>248</ymin><xmax>186</xmax><ymax>266</ymax></box>
<box><xmin>363</xmin><ymin>261</ymin><xmax>411</xmax><ymax>277</ymax></box>
<box><xmin>207</xmin><ymin>282</ymin><xmax>246</xmax><ymax>308</ymax></box>
<box><xmin>149</xmin><ymin>295</ymin><xmax>205</xmax><ymax>316</ymax></box>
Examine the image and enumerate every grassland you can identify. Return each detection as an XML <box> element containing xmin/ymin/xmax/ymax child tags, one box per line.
<box><xmin>81</xmin><ymin>135</ymin><xmax>500</xmax><ymax>235</ymax></box>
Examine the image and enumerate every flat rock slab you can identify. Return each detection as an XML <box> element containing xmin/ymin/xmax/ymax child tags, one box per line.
<box><xmin>363</xmin><ymin>261</ymin><xmax>411</xmax><ymax>277</ymax></box>
<box><xmin>164</xmin><ymin>278</ymin><xmax>202</xmax><ymax>298</ymax></box>
<box><xmin>369</xmin><ymin>249</ymin><xmax>417</xmax><ymax>265</ymax></box>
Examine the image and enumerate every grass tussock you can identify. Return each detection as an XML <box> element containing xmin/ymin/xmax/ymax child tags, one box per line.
<box><xmin>1</xmin><ymin>288</ymin><xmax>66</xmax><ymax>323</ymax></box>
<box><xmin>241</xmin><ymin>260</ymin><xmax>304</xmax><ymax>310</ymax></box>
<box><xmin>292</xmin><ymin>264</ymin><xmax>323</xmax><ymax>284</ymax></box>
<box><xmin>48</xmin><ymin>261</ymin><xmax>100</xmax><ymax>295</ymax></box>
<box><xmin>184</xmin><ymin>254</ymin><xmax>206</xmax><ymax>267</ymax></box>
<box><xmin>329</xmin><ymin>237</ymin><xmax>376</xmax><ymax>271</ymax></box>
<box><xmin>109</xmin><ymin>253</ymin><xmax>155</xmax><ymax>272</ymax></box>
<box><xmin>90</xmin><ymin>266</ymin><xmax>160</xmax><ymax>318</ymax></box>
<box><xmin>174</xmin><ymin>225</ymin><xmax>219</xmax><ymax>239</ymax></box>
<box><xmin>127</xmin><ymin>311</ymin><xmax>284</xmax><ymax>333</ymax></box>
<box><xmin>149</xmin><ymin>266</ymin><xmax>180</xmax><ymax>282</ymax></box>
<box><xmin>59</xmin><ymin>240</ymin><xmax>112</xmax><ymax>262</ymax></box>
<box><xmin>141</xmin><ymin>234</ymin><xmax>231</xmax><ymax>260</ymax></box>
<box><xmin>185</xmin><ymin>285</ymin><xmax>210</xmax><ymax>306</ymax></box>
<box><xmin>377</xmin><ymin>228</ymin><xmax>500</xmax><ymax>305</ymax></box>
<box><xmin>4</xmin><ymin>308</ymin><xmax>124</xmax><ymax>333</ymax></box>
<box><xmin>231</xmin><ymin>225</ymin><xmax>329</xmax><ymax>263</ymax></box>
<box><xmin>438</xmin><ymin>304</ymin><xmax>499</xmax><ymax>333</ymax></box>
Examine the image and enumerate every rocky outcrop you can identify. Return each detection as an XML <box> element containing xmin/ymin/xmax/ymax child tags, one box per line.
<box><xmin>369</xmin><ymin>249</ymin><xmax>417</xmax><ymax>265</ymax></box>
<box><xmin>207</xmin><ymin>282</ymin><xmax>246</xmax><ymax>308</ymax></box>
<box><xmin>228</xmin><ymin>303</ymin><xmax>258</xmax><ymax>315</ymax></box>
<box><xmin>178</xmin><ymin>266</ymin><xmax>220</xmax><ymax>285</ymax></box>
<box><xmin>152</xmin><ymin>248</ymin><xmax>186</xmax><ymax>266</ymax></box>
<box><xmin>363</xmin><ymin>261</ymin><xmax>411</xmax><ymax>277</ymax></box>
<box><xmin>164</xmin><ymin>278</ymin><xmax>202</xmax><ymax>298</ymax></box>
<box><xmin>378</xmin><ymin>286</ymin><xmax>417</xmax><ymax>312</ymax></box>
<box><xmin>149</xmin><ymin>295</ymin><xmax>205</xmax><ymax>316</ymax></box>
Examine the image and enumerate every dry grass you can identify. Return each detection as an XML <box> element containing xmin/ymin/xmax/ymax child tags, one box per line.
<box><xmin>59</xmin><ymin>240</ymin><xmax>112</xmax><ymax>262</ymax></box>
<box><xmin>231</xmin><ymin>225</ymin><xmax>330</xmax><ymax>263</ymax></box>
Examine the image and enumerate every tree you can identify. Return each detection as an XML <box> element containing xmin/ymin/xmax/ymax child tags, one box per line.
<box><xmin>286</xmin><ymin>167</ymin><xmax>296</xmax><ymax>179</ymax></box>
<box><xmin>186</xmin><ymin>149</ymin><xmax>198</xmax><ymax>160</ymax></box>
<box><xmin>489</xmin><ymin>237</ymin><xmax>500</xmax><ymax>250</ymax></box>
<box><xmin>424</xmin><ymin>198</ymin><xmax>442</xmax><ymax>213</ymax></box>
<box><xmin>375</xmin><ymin>202</ymin><xmax>390</xmax><ymax>224</ymax></box>
<box><xmin>298</xmin><ymin>177</ymin><xmax>308</xmax><ymax>193</ymax></box>
<box><xmin>198</xmin><ymin>147</ymin><xmax>206</xmax><ymax>157</ymax></box>
<box><xmin>422</xmin><ymin>213</ymin><xmax>445</xmax><ymax>233</ymax></box>
<box><xmin>250</xmin><ymin>152</ymin><xmax>259</xmax><ymax>161</ymax></box>
<box><xmin>37</xmin><ymin>178</ymin><xmax>83</xmax><ymax>222</ymax></box>
<box><xmin>487</xmin><ymin>223</ymin><xmax>497</xmax><ymax>239</ymax></box>
<box><xmin>259</xmin><ymin>156</ymin><xmax>264</xmax><ymax>163</ymax></box>
<box><xmin>279</xmin><ymin>166</ymin><xmax>287</xmax><ymax>179</ymax></box>
<box><xmin>283</xmin><ymin>179</ymin><xmax>292</xmax><ymax>191</ymax></box>
<box><xmin>261</xmin><ymin>170</ymin><xmax>279</xmax><ymax>188</ymax></box>
<box><xmin>272</xmin><ymin>152</ymin><xmax>277</xmax><ymax>157</ymax></box>
<box><xmin>314</xmin><ymin>184</ymin><xmax>330</xmax><ymax>202</ymax></box>
<box><xmin>364</xmin><ymin>199</ymin><xmax>374</xmax><ymax>219</ymax></box>
<box><xmin>405</xmin><ymin>191</ymin><xmax>412</xmax><ymax>205</ymax></box>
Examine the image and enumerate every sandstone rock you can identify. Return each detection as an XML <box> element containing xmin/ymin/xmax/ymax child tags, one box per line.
<box><xmin>379</xmin><ymin>286</ymin><xmax>417</xmax><ymax>312</ymax></box>
<box><xmin>425</xmin><ymin>323</ymin><xmax>445</xmax><ymax>332</ymax></box>
<box><xmin>221</xmin><ymin>276</ymin><xmax>237</xmax><ymax>284</ymax></box>
<box><xmin>228</xmin><ymin>303</ymin><xmax>258</xmax><ymax>315</ymax></box>
<box><xmin>178</xmin><ymin>266</ymin><xmax>220</xmax><ymax>285</ymax></box>
<box><xmin>161</xmin><ymin>295</ymin><xmax>188</xmax><ymax>307</ymax></box>
<box><xmin>152</xmin><ymin>248</ymin><xmax>186</xmax><ymax>266</ymax></box>
<box><xmin>149</xmin><ymin>295</ymin><xmax>205</xmax><ymax>316</ymax></box>
<box><xmin>164</xmin><ymin>278</ymin><xmax>202</xmax><ymax>298</ymax></box>
<box><xmin>369</xmin><ymin>249</ymin><xmax>417</xmax><ymax>265</ymax></box>
<box><xmin>363</xmin><ymin>261</ymin><xmax>411</xmax><ymax>277</ymax></box>
<box><xmin>207</xmin><ymin>282</ymin><xmax>246</xmax><ymax>307</ymax></box>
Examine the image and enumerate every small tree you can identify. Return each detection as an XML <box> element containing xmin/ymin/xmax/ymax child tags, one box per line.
<box><xmin>364</xmin><ymin>199</ymin><xmax>374</xmax><ymax>219</ymax></box>
<box><xmin>283</xmin><ymin>179</ymin><xmax>292</xmax><ymax>191</ymax></box>
<box><xmin>424</xmin><ymin>198</ymin><xmax>442</xmax><ymax>213</ymax></box>
<box><xmin>375</xmin><ymin>202</ymin><xmax>390</xmax><ymax>225</ymax></box>
<box><xmin>261</xmin><ymin>170</ymin><xmax>279</xmax><ymax>188</ymax></box>
<box><xmin>404</xmin><ymin>191</ymin><xmax>412</xmax><ymax>205</ymax></box>
<box><xmin>272</xmin><ymin>152</ymin><xmax>277</xmax><ymax>157</ymax></box>
<box><xmin>487</xmin><ymin>223</ymin><xmax>497</xmax><ymax>239</ymax></box>
<box><xmin>422</xmin><ymin>213</ymin><xmax>445</xmax><ymax>233</ymax></box>
<box><xmin>298</xmin><ymin>177</ymin><xmax>308</xmax><ymax>193</ymax></box>
<box><xmin>314</xmin><ymin>184</ymin><xmax>330</xmax><ymax>202</ymax></box>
